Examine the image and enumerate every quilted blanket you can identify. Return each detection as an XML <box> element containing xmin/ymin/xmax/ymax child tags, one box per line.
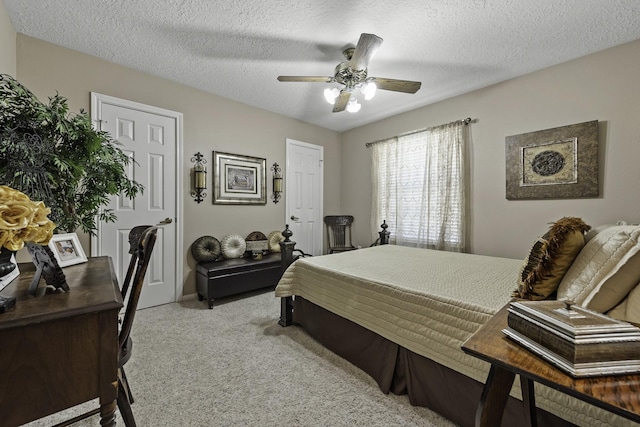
<box><xmin>276</xmin><ymin>245</ymin><xmax>519</xmax><ymax>381</ymax></box>
<box><xmin>275</xmin><ymin>244</ymin><xmax>635</xmax><ymax>427</ymax></box>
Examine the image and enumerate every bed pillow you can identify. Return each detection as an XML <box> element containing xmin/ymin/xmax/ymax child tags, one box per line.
<box><xmin>584</xmin><ymin>222</ymin><xmax>635</xmax><ymax>243</ymax></box>
<box><xmin>514</xmin><ymin>217</ymin><xmax>590</xmax><ymax>300</ymax></box>
<box><xmin>584</xmin><ymin>223</ymin><xmax>615</xmax><ymax>243</ymax></box>
<box><xmin>557</xmin><ymin>225</ymin><xmax>640</xmax><ymax>312</ymax></box>
<box><xmin>607</xmin><ymin>282</ymin><xmax>640</xmax><ymax>325</ymax></box>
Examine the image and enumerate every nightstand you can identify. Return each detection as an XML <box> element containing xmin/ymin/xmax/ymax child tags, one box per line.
<box><xmin>462</xmin><ymin>304</ymin><xmax>640</xmax><ymax>427</ymax></box>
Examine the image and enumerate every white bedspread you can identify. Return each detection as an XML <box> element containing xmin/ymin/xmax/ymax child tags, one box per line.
<box><xmin>275</xmin><ymin>245</ymin><xmax>635</xmax><ymax>427</ymax></box>
<box><xmin>276</xmin><ymin>245</ymin><xmax>519</xmax><ymax>382</ymax></box>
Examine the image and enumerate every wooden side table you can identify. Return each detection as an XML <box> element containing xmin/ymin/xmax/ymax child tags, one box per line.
<box><xmin>462</xmin><ymin>304</ymin><xmax>640</xmax><ymax>427</ymax></box>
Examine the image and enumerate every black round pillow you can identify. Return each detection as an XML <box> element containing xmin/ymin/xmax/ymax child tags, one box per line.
<box><xmin>191</xmin><ymin>236</ymin><xmax>221</xmax><ymax>263</ymax></box>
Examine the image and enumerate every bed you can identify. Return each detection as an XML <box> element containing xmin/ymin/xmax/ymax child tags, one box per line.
<box><xmin>275</xmin><ymin>221</ymin><xmax>640</xmax><ymax>427</ymax></box>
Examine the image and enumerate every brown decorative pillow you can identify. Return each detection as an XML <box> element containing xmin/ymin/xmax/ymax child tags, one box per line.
<box><xmin>191</xmin><ymin>236</ymin><xmax>221</xmax><ymax>263</ymax></box>
<box><xmin>514</xmin><ymin>217</ymin><xmax>591</xmax><ymax>300</ymax></box>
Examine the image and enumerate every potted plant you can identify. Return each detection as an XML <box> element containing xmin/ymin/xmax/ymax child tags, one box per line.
<box><xmin>0</xmin><ymin>74</ymin><xmax>143</xmax><ymax>234</ymax></box>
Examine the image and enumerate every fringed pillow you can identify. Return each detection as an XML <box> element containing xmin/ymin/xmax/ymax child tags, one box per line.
<box><xmin>514</xmin><ymin>217</ymin><xmax>591</xmax><ymax>300</ymax></box>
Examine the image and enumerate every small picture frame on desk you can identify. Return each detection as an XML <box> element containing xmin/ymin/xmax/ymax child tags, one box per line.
<box><xmin>0</xmin><ymin>252</ymin><xmax>19</xmax><ymax>292</ymax></box>
<box><xmin>48</xmin><ymin>233</ymin><xmax>88</xmax><ymax>267</ymax></box>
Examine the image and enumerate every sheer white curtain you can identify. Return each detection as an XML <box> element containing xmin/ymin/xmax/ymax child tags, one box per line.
<box><xmin>370</xmin><ymin>121</ymin><xmax>466</xmax><ymax>252</ymax></box>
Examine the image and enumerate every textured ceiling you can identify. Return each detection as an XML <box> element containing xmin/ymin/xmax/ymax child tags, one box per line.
<box><xmin>5</xmin><ymin>0</ymin><xmax>640</xmax><ymax>132</ymax></box>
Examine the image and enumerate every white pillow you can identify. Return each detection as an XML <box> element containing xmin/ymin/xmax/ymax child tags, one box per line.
<box><xmin>608</xmin><ymin>282</ymin><xmax>640</xmax><ymax>325</ymax></box>
<box><xmin>584</xmin><ymin>223</ymin><xmax>615</xmax><ymax>243</ymax></box>
<box><xmin>556</xmin><ymin>225</ymin><xmax>640</xmax><ymax>312</ymax></box>
<box><xmin>584</xmin><ymin>222</ymin><xmax>636</xmax><ymax>242</ymax></box>
<box><xmin>220</xmin><ymin>234</ymin><xmax>247</xmax><ymax>259</ymax></box>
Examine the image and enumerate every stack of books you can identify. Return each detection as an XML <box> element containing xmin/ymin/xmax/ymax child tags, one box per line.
<box><xmin>503</xmin><ymin>300</ymin><xmax>640</xmax><ymax>377</ymax></box>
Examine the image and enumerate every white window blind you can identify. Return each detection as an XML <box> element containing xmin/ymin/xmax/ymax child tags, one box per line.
<box><xmin>370</xmin><ymin>121</ymin><xmax>466</xmax><ymax>252</ymax></box>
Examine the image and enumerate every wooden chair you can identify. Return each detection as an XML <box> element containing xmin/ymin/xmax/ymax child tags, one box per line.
<box><xmin>117</xmin><ymin>225</ymin><xmax>156</xmax><ymax>421</ymax></box>
<box><xmin>120</xmin><ymin>225</ymin><xmax>155</xmax><ymax>301</ymax></box>
<box><xmin>324</xmin><ymin>215</ymin><xmax>357</xmax><ymax>254</ymax></box>
<box><xmin>57</xmin><ymin>225</ymin><xmax>158</xmax><ymax>427</ymax></box>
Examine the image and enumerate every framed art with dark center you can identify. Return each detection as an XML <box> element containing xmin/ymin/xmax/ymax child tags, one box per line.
<box><xmin>505</xmin><ymin>120</ymin><xmax>599</xmax><ymax>200</ymax></box>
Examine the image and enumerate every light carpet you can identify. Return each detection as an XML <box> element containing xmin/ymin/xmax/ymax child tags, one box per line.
<box><xmin>25</xmin><ymin>289</ymin><xmax>457</xmax><ymax>427</ymax></box>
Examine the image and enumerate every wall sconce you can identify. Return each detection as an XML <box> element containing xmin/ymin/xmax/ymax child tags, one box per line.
<box><xmin>271</xmin><ymin>163</ymin><xmax>283</xmax><ymax>204</ymax></box>
<box><xmin>191</xmin><ymin>152</ymin><xmax>207</xmax><ymax>203</ymax></box>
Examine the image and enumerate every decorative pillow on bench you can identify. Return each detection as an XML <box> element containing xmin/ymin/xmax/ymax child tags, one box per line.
<box><xmin>221</xmin><ymin>234</ymin><xmax>247</xmax><ymax>259</ymax></box>
<box><xmin>191</xmin><ymin>235</ymin><xmax>222</xmax><ymax>263</ymax></box>
<box><xmin>514</xmin><ymin>217</ymin><xmax>591</xmax><ymax>300</ymax></box>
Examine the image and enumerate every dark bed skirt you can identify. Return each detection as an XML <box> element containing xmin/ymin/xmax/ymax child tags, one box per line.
<box><xmin>293</xmin><ymin>296</ymin><xmax>575</xmax><ymax>427</ymax></box>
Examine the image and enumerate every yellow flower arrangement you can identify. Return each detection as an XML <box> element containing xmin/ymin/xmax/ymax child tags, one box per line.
<box><xmin>0</xmin><ymin>185</ymin><xmax>56</xmax><ymax>251</ymax></box>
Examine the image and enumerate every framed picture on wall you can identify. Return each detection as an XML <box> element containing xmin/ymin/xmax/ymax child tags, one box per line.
<box><xmin>48</xmin><ymin>233</ymin><xmax>88</xmax><ymax>267</ymax></box>
<box><xmin>213</xmin><ymin>151</ymin><xmax>266</xmax><ymax>205</ymax></box>
<box><xmin>505</xmin><ymin>120</ymin><xmax>599</xmax><ymax>200</ymax></box>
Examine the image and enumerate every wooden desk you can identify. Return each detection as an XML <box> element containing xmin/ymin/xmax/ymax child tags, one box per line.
<box><xmin>0</xmin><ymin>256</ymin><xmax>123</xmax><ymax>427</ymax></box>
<box><xmin>462</xmin><ymin>304</ymin><xmax>640</xmax><ymax>427</ymax></box>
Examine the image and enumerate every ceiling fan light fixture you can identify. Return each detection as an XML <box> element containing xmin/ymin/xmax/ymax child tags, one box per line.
<box><xmin>362</xmin><ymin>82</ymin><xmax>377</xmax><ymax>100</ymax></box>
<box><xmin>346</xmin><ymin>98</ymin><xmax>361</xmax><ymax>113</ymax></box>
<box><xmin>324</xmin><ymin>87</ymin><xmax>340</xmax><ymax>104</ymax></box>
<box><xmin>277</xmin><ymin>34</ymin><xmax>421</xmax><ymax>113</ymax></box>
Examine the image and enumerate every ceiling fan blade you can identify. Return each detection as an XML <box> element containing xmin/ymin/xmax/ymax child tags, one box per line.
<box><xmin>350</xmin><ymin>33</ymin><xmax>383</xmax><ymax>70</ymax></box>
<box><xmin>332</xmin><ymin>90</ymin><xmax>351</xmax><ymax>113</ymax></box>
<box><xmin>277</xmin><ymin>76</ymin><xmax>333</xmax><ymax>83</ymax></box>
<box><xmin>370</xmin><ymin>77</ymin><xmax>421</xmax><ymax>94</ymax></box>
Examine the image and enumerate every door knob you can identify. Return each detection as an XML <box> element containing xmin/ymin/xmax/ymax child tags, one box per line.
<box><xmin>158</xmin><ymin>217</ymin><xmax>173</xmax><ymax>225</ymax></box>
<box><xmin>290</xmin><ymin>215</ymin><xmax>299</xmax><ymax>221</ymax></box>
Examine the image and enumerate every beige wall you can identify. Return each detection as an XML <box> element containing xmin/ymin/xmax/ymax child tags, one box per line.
<box><xmin>7</xmin><ymin>28</ymin><xmax>640</xmax><ymax>292</ymax></box>
<box><xmin>15</xmin><ymin>35</ymin><xmax>341</xmax><ymax>296</ymax></box>
<box><xmin>342</xmin><ymin>39</ymin><xmax>640</xmax><ymax>259</ymax></box>
<box><xmin>0</xmin><ymin>1</ymin><xmax>16</xmax><ymax>76</ymax></box>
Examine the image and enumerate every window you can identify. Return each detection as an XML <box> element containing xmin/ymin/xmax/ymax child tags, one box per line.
<box><xmin>370</xmin><ymin>121</ymin><xmax>466</xmax><ymax>252</ymax></box>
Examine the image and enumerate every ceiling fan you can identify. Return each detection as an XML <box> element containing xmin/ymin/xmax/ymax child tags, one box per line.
<box><xmin>277</xmin><ymin>33</ymin><xmax>421</xmax><ymax>113</ymax></box>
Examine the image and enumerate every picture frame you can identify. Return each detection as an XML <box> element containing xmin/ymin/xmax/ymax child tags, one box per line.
<box><xmin>48</xmin><ymin>233</ymin><xmax>88</xmax><ymax>267</ymax></box>
<box><xmin>505</xmin><ymin>120</ymin><xmax>599</xmax><ymax>200</ymax></box>
<box><xmin>213</xmin><ymin>151</ymin><xmax>267</xmax><ymax>205</ymax></box>
<box><xmin>0</xmin><ymin>252</ymin><xmax>19</xmax><ymax>292</ymax></box>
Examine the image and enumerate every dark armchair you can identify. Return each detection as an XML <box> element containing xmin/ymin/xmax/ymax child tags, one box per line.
<box><xmin>324</xmin><ymin>215</ymin><xmax>357</xmax><ymax>254</ymax></box>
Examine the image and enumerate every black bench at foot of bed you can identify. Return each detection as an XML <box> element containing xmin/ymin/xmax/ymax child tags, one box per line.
<box><xmin>196</xmin><ymin>253</ymin><xmax>281</xmax><ymax>309</ymax></box>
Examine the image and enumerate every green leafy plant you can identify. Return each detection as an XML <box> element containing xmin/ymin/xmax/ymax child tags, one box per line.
<box><xmin>0</xmin><ymin>74</ymin><xmax>143</xmax><ymax>234</ymax></box>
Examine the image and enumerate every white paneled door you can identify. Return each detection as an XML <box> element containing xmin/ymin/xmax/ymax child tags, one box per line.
<box><xmin>285</xmin><ymin>139</ymin><xmax>323</xmax><ymax>255</ymax></box>
<box><xmin>91</xmin><ymin>93</ymin><xmax>183</xmax><ymax>309</ymax></box>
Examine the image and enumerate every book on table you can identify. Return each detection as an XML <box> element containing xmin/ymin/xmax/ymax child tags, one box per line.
<box><xmin>503</xmin><ymin>300</ymin><xmax>640</xmax><ymax>377</ymax></box>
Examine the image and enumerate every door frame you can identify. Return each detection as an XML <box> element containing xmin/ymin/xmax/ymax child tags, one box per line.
<box><xmin>90</xmin><ymin>92</ymin><xmax>185</xmax><ymax>302</ymax></box>
<box><xmin>285</xmin><ymin>138</ymin><xmax>324</xmax><ymax>255</ymax></box>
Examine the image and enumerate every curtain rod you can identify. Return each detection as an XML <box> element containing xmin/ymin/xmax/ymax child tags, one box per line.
<box><xmin>365</xmin><ymin>117</ymin><xmax>477</xmax><ymax>147</ymax></box>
